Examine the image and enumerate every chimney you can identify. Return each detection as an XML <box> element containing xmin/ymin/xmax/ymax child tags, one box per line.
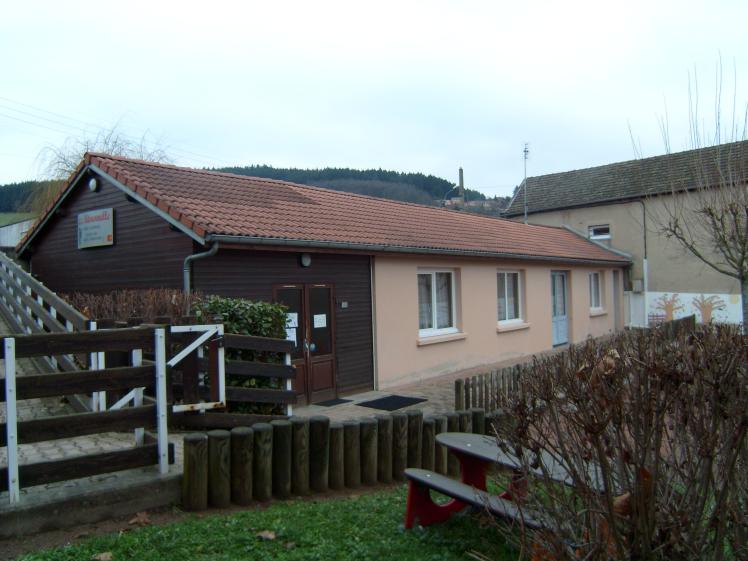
<box><xmin>458</xmin><ymin>167</ymin><xmax>465</xmax><ymax>203</ymax></box>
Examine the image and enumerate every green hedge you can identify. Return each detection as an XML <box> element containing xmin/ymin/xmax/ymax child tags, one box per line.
<box><xmin>193</xmin><ymin>295</ymin><xmax>289</xmax><ymax>414</ymax></box>
<box><xmin>193</xmin><ymin>295</ymin><xmax>287</xmax><ymax>340</ymax></box>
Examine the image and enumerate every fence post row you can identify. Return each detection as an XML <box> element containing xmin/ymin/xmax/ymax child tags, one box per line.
<box><xmin>185</xmin><ymin>407</ymin><xmax>490</xmax><ymax>510</ymax></box>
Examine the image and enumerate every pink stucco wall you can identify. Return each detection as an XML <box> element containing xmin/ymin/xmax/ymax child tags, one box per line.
<box><xmin>373</xmin><ymin>255</ymin><xmax>624</xmax><ymax>388</ymax></box>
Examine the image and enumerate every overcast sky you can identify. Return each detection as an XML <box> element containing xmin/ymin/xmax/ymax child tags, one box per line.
<box><xmin>2</xmin><ymin>0</ymin><xmax>747</xmax><ymax>197</ymax></box>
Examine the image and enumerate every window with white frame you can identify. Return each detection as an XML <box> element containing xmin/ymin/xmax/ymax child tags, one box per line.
<box><xmin>589</xmin><ymin>271</ymin><xmax>603</xmax><ymax>310</ymax></box>
<box><xmin>588</xmin><ymin>224</ymin><xmax>611</xmax><ymax>240</ymax></box>
<box><xmin>497</xmin><ymin>271</ymin><xmax>523</xmax><ymax>323</ymax></box>
<box><xmin>418</xmin><ymin>270</ymin><xmax>457</xmax><ymax>336</ymax></box>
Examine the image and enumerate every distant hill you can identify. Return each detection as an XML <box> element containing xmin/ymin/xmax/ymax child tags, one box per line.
<box><xmin>0</xmin><ymin>167</ymin><xmax>511</xmax><ymax>218</ymax></box>
<box><xmin>214</xmin><ymin>165</ymin><xmax>488</xmax><ymax>205</ymax></box>
<box><xmin>0</xmin><ymin>180</ymin><xmax>65</xmax><ymax>215</ymax></box>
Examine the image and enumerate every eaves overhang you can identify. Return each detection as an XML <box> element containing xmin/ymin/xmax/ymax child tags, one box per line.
<box><xmin>17</xmin><ymin>163</ymin><xmax>206</xmax><ymax>256</ymax></box>
<box><xmin>503</xmin><ymin>193</ymin><xmax>648</xmax><ymax>218</ymax></box>
<box><xmin>88</xmin><ymin>164</ymin><xmax>205</xmax><ymax>245</ymax></box>
<box><xmin>206</xmin><ymin>234</ymin><xmax>631</xmax><ymax>267</ymax></box>
<box><xmin>17</xmin><ymin>165</ymin><xmax>89</xmax><ymax>257</ymax></box>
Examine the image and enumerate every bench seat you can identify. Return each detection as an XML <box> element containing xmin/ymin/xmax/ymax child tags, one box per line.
<box><xmin>404</xmin><ymin>468</ymin><xmax>544</xmax><ymax>530</ymax></box>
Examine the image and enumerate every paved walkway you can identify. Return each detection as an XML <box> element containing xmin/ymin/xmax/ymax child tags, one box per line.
<box><xmin>293</xmin><ymin>353</ymin><xmax>550</xmax><ymax>422</ymax></box>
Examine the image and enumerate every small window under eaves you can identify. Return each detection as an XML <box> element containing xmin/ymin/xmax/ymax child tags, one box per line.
<box><xmin>588</xmin><ymin>224</ymin><xmax>611</xmax><ymax>240</ymax></box>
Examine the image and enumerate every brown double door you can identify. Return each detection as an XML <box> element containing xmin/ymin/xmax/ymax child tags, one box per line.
<box><xmin>274</xmin><ymin>284</ymin><xmax>336</xmax><ymax>404</ymax></box>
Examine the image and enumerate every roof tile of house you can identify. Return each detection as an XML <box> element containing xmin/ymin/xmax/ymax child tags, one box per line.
<box><xmin>20</xmin><ymin>153</ymin><xmax>628</xmax><ymax>264</ymax></box>
<box><xmin>504</xmin><ymin>140</ymin><xmax>748</xmax><ymax>216</ymax></box>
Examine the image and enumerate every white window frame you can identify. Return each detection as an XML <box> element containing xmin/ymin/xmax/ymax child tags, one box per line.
<box><xmin>588</xmin><ymin>224</ymin><xmax>611</xmax><ymax>240</ymax></box>
<box><xmin>418</xmin><ymin>269</ymin><xmax>458</xmax><ymax>337</ymax></box>
<box><xmin>589</xmin><ymin>271</ymin><xmax>603</xmax><ymax>311</ymax></box>
<box><xmin>497</xmin><ymin>270</ymin><xmax>524</xmax><ymax>325</ymax></box>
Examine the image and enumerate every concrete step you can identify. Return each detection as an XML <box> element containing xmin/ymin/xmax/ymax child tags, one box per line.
<box><xmin>0</xmin><ymin>466</ymin><xmax>181</xmax><ymax>538</ymax></box>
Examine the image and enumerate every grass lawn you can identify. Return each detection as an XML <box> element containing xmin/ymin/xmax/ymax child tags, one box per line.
<box><xmin>14</xmin><ymin>485</ymin><xmax>517</xmax><ymax>561</ymax></box>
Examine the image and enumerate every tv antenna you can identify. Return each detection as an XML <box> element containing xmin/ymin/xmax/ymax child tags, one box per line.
<box><xmin>523</xmin><ymin>143</ymin><xmax>529</xmax><ymax>224</ymax></box>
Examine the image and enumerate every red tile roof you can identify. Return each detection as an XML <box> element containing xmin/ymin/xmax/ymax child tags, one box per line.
<box><xmin>20</xmin><ymin>153</ymin><xmax>629</xmax><ymax>264</ymax></box>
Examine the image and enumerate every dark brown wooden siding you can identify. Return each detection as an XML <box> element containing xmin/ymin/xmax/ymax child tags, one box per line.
<box><xmin>193</xmin><ymin>250</ymin><xmax>374</xmax><ymax>394</ymax></box>
<box><xmin>28</xmin><ymin>172</ymin><xmax>193</xmax><ymax>293</ymax></box>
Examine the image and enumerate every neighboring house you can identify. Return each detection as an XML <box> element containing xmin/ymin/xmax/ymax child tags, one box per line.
<box><xmin>0</xmin><ymin>215</ymin><xmax>36</xmax><ymax>250</ymax></box>
<box><xmin>18</xmin><ymin>153</ymin><xmax>628</xmax><ymax>403</ymax></box>
<box><xmin>504</xmin><ymin>140</ymin><xmax>748</xmax><ymax>326</ymax></box>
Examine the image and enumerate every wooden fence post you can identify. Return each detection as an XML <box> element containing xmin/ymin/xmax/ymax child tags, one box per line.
<box><xmin>391</xmin><ymin>412</ymin><xmax>408</xmax><ymax>481</ymax></box>
<box><xmin>470</xmin><ymin>376</ymin><xmax>478</xmax><ymax>410</ymax></box>
<box><xmin>454</xmin><ymin>379</ymin><xmax>465</xmax><ymax>410</ymax></box>
<box><xmin>470</xmin><ymin>408</ymin><xmax>486</xmax><ymax>435</ymax></box>
<box><xmin>464</xmin><ymin>378</ymin><xmax>471</xmax><ymax>409</ymax></box>
<box><xmin>432</xmin><ymin>414</ymin><xmax>448</xmax><ymax>475</ymax></box>
<box><xmin>343</xmin><ymin>420</ymin><xmax>361</xmax><ymax>488</ymax></box>
<box><xmin>182</xmin><ymin>433</ymin><xmax>208</xmax><ymax>511</ymax></box>
<box><xmin>376</xmin><ymin>414</ymin><xmax>393</xmax><ymax>483</ymax></box>
<box><xmin>421</xmin><ymin>416</ymin><xmax>435</xmax><ymax>471</ymax></box>
<box><xmin>253</xmin><ymin>423</ymin><xmax>273</xmax><ymax>501</ymax></box>
<box><xmin>406</xmin><ymin>410</ymin><xmax>423</xmax><ymax>468</ymax></box>
<box><xmin>208</xmin><ymin>430</ymin><xmax>231</xmax><ymax>508</ymax></box>
<box><xmin>488</xmin><ymin>371</ymin><xmax>495</xmax><ymax>411</ymax></box>
<box><xmin>360</xmin><ymin>417</ymin><xmax>378</xmax><ymax>485</ymax></box>
<box><xmin>309</xmin><ymin>416</ymin><xmax>330</xmax><ymax>492</ymax></box>
<box><xmin>230</xmin><ymin>426</ymin><xmax>253</xmax><ymax>505</ymax></box>
<box><xmin>458</xmin><ymin>409</ymin><xmax>472</xmax><ymax>433</ymax></box>
<box><xmin>329</xmin><ymin>422</ymin><xmax>345</xmax><ymax>490</ymax></box>
<box><xmin>445</xmin><ymin>412</ymin><xmax>460</xmax><ymax>478</ymax></box>
<box><xmin>477</xmin><ymin>377</ymin><xmax>484</xmax><ymax>413</ymax></box>
<box><xmin>291</xmin><ymin>416</ymin><xmax>310</xmax><ymax>496</ymax></box>
<box><xmin>485</xmin><ymin>411</ymin><xmax>499</xmax><ymax>437</ymax></box>
<box><xmin>271</xmin><ymin>420</ymin><xmax>292</xmax><ymax>499</ymax></box>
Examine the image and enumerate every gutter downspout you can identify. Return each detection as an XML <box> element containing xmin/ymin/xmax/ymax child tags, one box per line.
<box><xmin>637</xmin><ymin>200</ymin><xmax>649</xmax><ymax>326</ymax></box>
<box><xmin>183</xmin><ymin>242</ymin><xmax>219</xmax><ymax>294</ymax></box>
<box><xmin>370</xmin><ymin>255</ymin><xmax>378</xmax><ymax>391</ymax></box>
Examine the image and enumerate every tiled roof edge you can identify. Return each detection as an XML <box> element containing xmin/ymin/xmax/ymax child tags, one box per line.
<box><xmin>86</xmin><ymin>154</ymin><xmax>530</xmax><ymax>227</ymax></box>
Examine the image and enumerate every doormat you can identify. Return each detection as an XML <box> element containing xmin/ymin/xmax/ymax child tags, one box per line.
<box><xmin>356</xmin><ymin>395</ymin><xmax>426</xmax><ymax>411</ymax></box>
<box><xmin>315</xmin><ymin>398</ymin><xmax>353</xmax><ymax>407</ymax></box>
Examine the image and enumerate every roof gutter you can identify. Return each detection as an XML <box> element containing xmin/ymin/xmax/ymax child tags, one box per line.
<box><xmin>205</xmin><ymin>234</ymin><xmax>630</xmax><ymax>266</ymax></box>
<box><xmin>183</xmin><ymin>242</ymin><xmax>219</xmax><ymax>293</ymax></box>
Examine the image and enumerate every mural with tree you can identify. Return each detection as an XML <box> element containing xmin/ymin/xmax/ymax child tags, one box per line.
<box><xmin>691</xmin><ymin>294</ymin><xmax>726</xmax><ymax>323</ymax></box>
<box><xmin>655</xmin><ymin>293</ymin><xmax>684</xmax><ymax>321</ymax></box>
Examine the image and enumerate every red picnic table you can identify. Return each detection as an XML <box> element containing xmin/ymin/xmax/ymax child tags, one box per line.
<box><xmin>404</xmin><ymin>432</ymin><xmax>605</xmax><ymax>529</ymax></box>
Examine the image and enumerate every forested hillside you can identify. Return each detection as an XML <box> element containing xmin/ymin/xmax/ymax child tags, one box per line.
<box><xmin>0</xmin><ymin>181</ymin><xmax>45</xmax><ymax>212</ymax></box>
<box><xmin>0</xmin><ymin>167</ymin><xmax>511</xmax><ymax>217</ymax></box>
<box><xmin>215</xmin><ymin>165</ymin><xmax>488</xmax><ymax>204</ymax></box>
<box><xmin>0</xmin><ymin>180</ymin><xmax>65</xmax><ymax>215</ymax></box>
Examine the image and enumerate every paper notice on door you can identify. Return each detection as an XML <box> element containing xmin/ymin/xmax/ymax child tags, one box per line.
<box><xmin>313</xmin><ymin>314</ymin><xmax>327</xmax><ymax>328</ymax></box>
<box><xmin>285</xmin><ymin>327</ymin><xmax>296</xmax><ymax>342</ymax></box>
<box><xmin>286</xmin><ymin>313</ymin><xmax>298</xmax><ymax>328</ymax></box>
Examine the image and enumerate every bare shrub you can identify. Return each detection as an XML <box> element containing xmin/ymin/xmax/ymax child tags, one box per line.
<box><xmin>495</xmin><ymin>325</ymin><xmax>747</xmax><ymax>561</ymax></box>
<box><xmin>64</xmin><ymin>288</ymin><xmax>202</xmax><ymax>323</ymax></box>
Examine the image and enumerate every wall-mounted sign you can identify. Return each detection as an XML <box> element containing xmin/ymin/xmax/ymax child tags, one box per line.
<box><xmin>78</xmin><ymin>208</ymin><xmax>114</xmax><ymax>249</ymax></box>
